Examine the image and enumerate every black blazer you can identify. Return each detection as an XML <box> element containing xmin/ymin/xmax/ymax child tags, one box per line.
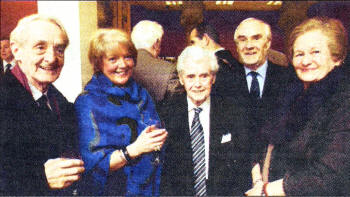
<box><xmin>260</xmin><ymin>67</ymin><xmax>350</xmax><ymax>195</ymax></box>
<box><xmin>0</xmin><ymin>71</ymin><xmax>79</xmax><ymax>195</ymax></box>
<box><xmin>212</xmin><ymin>49</ymin><xmax>240</xmax><ymax>97</ymax></box>
<box><xmin>159</xmin><ymin>94</ymin><xmax>251</xmax><ymax>196</ymax></box>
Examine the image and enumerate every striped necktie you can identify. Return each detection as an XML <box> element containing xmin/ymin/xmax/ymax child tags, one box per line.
<box><xmin>190</xmin><ymin>107</ymin><xmax>206</xmax><ymax>196</ymax></box>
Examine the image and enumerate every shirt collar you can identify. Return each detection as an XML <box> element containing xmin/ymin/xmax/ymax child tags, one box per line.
<box><xmin>187</xmin><ymin>96</ymin><xmax>211</xmax><ymax>112</ymax></box>
<box><xmin>244</xmin><ymin>60</ymin><xmax>268</xmax><ymax>79</ymax></box>
<box><xmin>214</xmin><ymin>47</ymin><xmax>225</xmax><ymax>53</ymax></box>
<box><xmin>28</xmin><ymin>82</ymin><xmax>48</xmax><ymax>101</ymax></box>
<box><xmin>3</xmin><ymin>59</ymin><xmax>15</xmax><ymax>66</ymax></box>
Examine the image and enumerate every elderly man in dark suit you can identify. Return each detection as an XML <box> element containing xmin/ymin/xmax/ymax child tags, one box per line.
<box><xmin>189</xmin><ymin>22</ymin><xmax>240</xmax><ymax>97</ymax></box>
<box><xmin>131</xmin><ymin>20</ymin><xmax>182</xmax><ymax>104</ymax></box>
<box><xmin>160</xmin><ymin>46</ymin><xmax>251</xmax><ymax>196</ymax></box>
<box><xmin>232</xmin><ymin>18</ymin><xmax>297</xmax><ymax>152</ymax></box>
<box><xmin>0</xmin><ymin>14</ymin><xmax>84</xmax><ymax>195</ymax></box>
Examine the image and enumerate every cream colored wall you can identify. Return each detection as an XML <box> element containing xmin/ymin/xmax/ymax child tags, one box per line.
<box><xmin>79</xmin><ymin>2</ymin><xmax>97</xmax><ymax>90</ymax></box>
<box><xmin>37</xmin><ymin>1</ymin><xmax>97</xmax><ymax>102</ymax></box>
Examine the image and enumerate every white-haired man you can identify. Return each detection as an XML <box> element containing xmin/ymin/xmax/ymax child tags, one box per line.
<box><xmin>160</xmin><ymin>46</ymin><xmax>251</xmax><ymax>196</ymax></box>
<box><xmin>131</xmin><ymin>20</ymin><xmax>182</xmax><ymax>103</ymax></box>
<box><xmin>0</xmin><ymin>14</ymin><xmax>84</xmax><ymax>195</ymax></box>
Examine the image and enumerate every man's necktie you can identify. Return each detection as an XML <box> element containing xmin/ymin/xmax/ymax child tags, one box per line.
<box><xmin>37</xmin><ymin>95</ymin><xmax>51</xmax><ymax>112</ymax></box>
<box><xmin>249</xmin><ymin>71</ymin><xmax>260</xmax><ymax>99</ymax></box>
<box><xmin>190</xmin><ymin>107</ymin><xmax>206</xmax><ymax>196</ymax></box>
<box><xmin>5</xmin><ymin>64</ymin><xmax>11</xmax><ymax>73</ymax></box>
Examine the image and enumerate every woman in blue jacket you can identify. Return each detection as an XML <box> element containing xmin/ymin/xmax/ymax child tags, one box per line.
<box><xmin>75</xmin><ymin>28</ymin><xmax>167</xmax><ymax>196</ymax></box>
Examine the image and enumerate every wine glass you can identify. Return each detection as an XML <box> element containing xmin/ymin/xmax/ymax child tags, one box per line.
<box><xmin>146</xmin><ymin>119</ymin><xmax>165</xmax><ymax>166</ymax></box>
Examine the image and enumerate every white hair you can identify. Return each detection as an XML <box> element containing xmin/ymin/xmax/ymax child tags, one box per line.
<box><xmin>234</xmin><ymin>17</ymin><xmax>272</xmax><ymax>41</ymax></box>
<box><xmin>131</xmin><ymin>20</ymin><xmax>164</xmax><ymax>50</ymax></box>
<box><xmin>10</xmin><ymin>14</ymin><xmax>69</xmax><ymax>46</ymax></box>
<box><xmin>177</xmin><ymin>46</ymin><xmax>219</xmax><ymax>75</ymax></box>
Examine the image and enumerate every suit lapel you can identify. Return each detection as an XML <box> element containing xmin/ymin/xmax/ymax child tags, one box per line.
<box><xmin>208</xmin><ymin>97</ymin><xmax>226</xmax><ymax>184</ymax></box>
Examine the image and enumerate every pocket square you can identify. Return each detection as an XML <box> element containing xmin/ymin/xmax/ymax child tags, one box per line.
<box><xmin>221</xmin><ymin>133</ymin><xmax>232</xmax><ymax>143</ymax></box>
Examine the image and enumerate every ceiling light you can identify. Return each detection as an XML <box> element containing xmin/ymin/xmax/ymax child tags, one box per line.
<box><xmin>274</xmin><ymin>1</ymin><xmax>282</xmax><ymax>5</ymax></box>
<box><xmin>216</xmin><ymin>1</ymin><xmax>234</xmax><ymax>5</ymax></box>
<box><xmin>165</xmin><ymin>1</ymin><xmax>183</xmax><ymax>6</ymax></box>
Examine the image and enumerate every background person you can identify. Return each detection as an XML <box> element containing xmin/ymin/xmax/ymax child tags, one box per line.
<box><xmin>189</xmin><ymin>22</ymin><xmax>239</xmax><ymax>98</ymax></box>
<box><xmin>246</xmin><ymin>17</ymin><xmax>350</xmax><ymax>196</ymax></box>
<box><xmin>131</xmin><ymin>20</ymin><xmax>182</xmax><ymax>104</ymax></box>
<box><xmin>0</xmin><ymin>37</ymin><xmax>15</xmax><ymax>76</ymax></box>
<box><xmin>75</xmin><ymin>28</ymin><xmax>167</xmax><ymax>196</ymax></box>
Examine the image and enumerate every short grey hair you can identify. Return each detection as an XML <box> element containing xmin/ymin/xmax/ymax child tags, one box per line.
<box><xmin>177</xmin><ymin>46</ymin><xmax>219</xmax><ymax>75</ymax></box>
<box><xmin>10</xmin><ymin>14</ymin><xmax>69</xmax><ymax>47</ymax></box>
<box><xmin>131</xmin><ymin>20</ymin><xmax>164</xmax><ymax>50</ymax></box>
<box><xmin>234</xmin><ymin>17</ymin><xmax>271</xmax><ymax>42</ymax></box>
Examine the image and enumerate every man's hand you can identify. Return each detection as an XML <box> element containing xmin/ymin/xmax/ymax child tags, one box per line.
<box><xmin>44</xmin><ymin>158</ymin><xmax>85</xmax><ymax>189</ymax></box>
<box><xmin>245</xmin><ymin>163</ymin><xmax>263</xmax><ymax>196</ymax></box>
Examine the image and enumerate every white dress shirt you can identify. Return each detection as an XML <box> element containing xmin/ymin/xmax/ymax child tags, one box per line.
<box><xmin>244</xmin><ymin>60</ymin><xmax>268</xmax><ymax>98</ymax></box>
<box><xmin>187</xmin><ymin>96</ymin><xmax>211</xmax><ymax>179</ymax></box>
<box><xmin>2</xmin><ymin>60</ymin><xmax>15</xmax><ymax>72</ymax></box>
<box><xmin>28</xmin><ymin>82</ymin><xmax>51</xmax><ymax>109</ymax></box>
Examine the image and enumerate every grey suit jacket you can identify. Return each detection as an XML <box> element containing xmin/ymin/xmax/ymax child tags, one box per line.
<box><xmin>133</xmin><ymin>49</ymin><xmax>182</xmax><ymax>102</ymax></box>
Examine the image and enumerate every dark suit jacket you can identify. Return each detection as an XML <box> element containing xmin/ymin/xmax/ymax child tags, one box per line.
<box><xmin>133</xmin><ymin>49</ymin><xmax>182</xmax><ymax>103</ymax></box>
<box><xmin>0</xmin><ymin>61</ymin><xmax>3</xmax><ymax>76</ymax></box>
<box><xmin>212</xmin><ymin>49</ymin><xmax>241</xmax><ymax>98</ymax></box>
<box><xmin>0</xmin><ymin>69</ymin><xmax>79</xmax><ymax>195</ymax></box>
<box><xmin>232</xmin><ymin>62</ymin><xmax>297</xmax><ymax>150</ymax></box>
<box><xmin>159</xmin><ymin>94</ymin><xmax>251</xmax><ymax>196</ymax></box>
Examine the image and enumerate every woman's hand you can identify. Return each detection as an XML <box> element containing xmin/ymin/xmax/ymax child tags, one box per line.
<box><xmin>109</xmin><ymin>125</ymin><xmax>167</xmax><ymax>171</ymax></box>
<box><xmin>127</xmin><ymin>125</ymin><xmax>168</xmax><ymax>158</ymax></box>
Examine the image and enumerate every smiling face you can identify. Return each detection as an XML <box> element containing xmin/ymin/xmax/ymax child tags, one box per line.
<box><xmin>179</xmin><ymin>60</ymin><xmax>216</xmax><ymax>106</ymax></box>
<box><xmin>292</xmin><ymin>30</ymin><xmax>341</xmax><ymax>88</ymax></box>
<box><xmin>234</xmin><ymin>19</ymin><xmax>271</xmax><ymax>70</ymax></box>
<box><xmin>101</xmin><ymin>46</ymin><xmax>135</xmax><ymax>87</ymax></box>
<box><xmin>12</xmin><ymin>20</ymin><xmax>67</xmax><ymax>92</ymax></box>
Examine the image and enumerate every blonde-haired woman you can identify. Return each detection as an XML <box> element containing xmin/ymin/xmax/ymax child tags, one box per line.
<box><xmin>75</xmin><ymin>28</ymin><xmax>167</xmax><ymax>196</ymax></box>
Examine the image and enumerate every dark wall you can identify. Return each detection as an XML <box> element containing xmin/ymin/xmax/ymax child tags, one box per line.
<box><xmin>130</xmin><ymin>5</ymin><xmax>283</xmax><ymax>58</ymax></box>
<box><xmin>130</xmin><ymin>2</ymin><xmax>350</xmax><ymax>58</ymax></box>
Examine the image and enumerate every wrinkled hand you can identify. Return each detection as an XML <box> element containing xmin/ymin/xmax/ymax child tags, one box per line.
<box><xmin>44</xmin><ymin>158</ymin><xmax>85</xmax><ymax>189</ymax></box>
<box><xmin>128</xmin><ymin>125</ymin><xmax>168</xmax><ymax>157</ymax></box>
<box><xmin>245</xmin><ymin>163</ymin><xmax>263</xmax><ymax>196</ymax></box>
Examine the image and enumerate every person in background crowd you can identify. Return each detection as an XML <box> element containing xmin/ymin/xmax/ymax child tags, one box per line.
<box><xmin>75</xmin><ymin>28</ymin><xmax>167</xmax><ymax>196</ymax></box>
<box><xmin>0</xmin><ymin>14</ymin><xmax>84</xmax><ymax>195</ymax></box>
<box><xmin>160</xmin><ymin>46</ymin><xmax>251</xmax><ymax>196</ymax></box>
<box><xmin>131</xmin><ymin>20</ymin><xmax>182</xmax><ymax>104</ymax></box>
<box><xmin>246</xmin><ymin>17</ymin><xmax>350</xmax><ymax>196</ymax></box>
<box><xmin>0</xmin><ymin>37</ymin><xmax>15</xmax><ymax>76</ymax></box>
<box><xmin>189</xmin><ymin>22</ymin><xmax>239</xmax><ymax>97</ymax></box>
